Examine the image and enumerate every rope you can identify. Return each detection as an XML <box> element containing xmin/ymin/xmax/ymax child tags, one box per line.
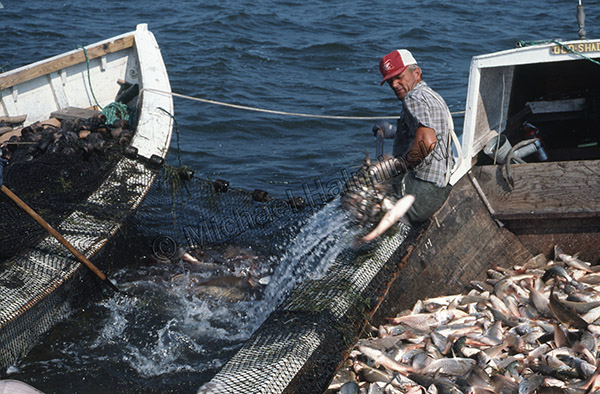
<box><xmin>517</xmin><ymin>39</ymin><xmax>600</xmax><ymax>67</ymax></box>
<box><xmin>79</xmin><ymin>46</ymin><xmax>103</xmax><ymax>110</ymax></box>
<box><xmin>157</xmin><ymin>107</ymin><xmax>183</xmax><ymax>168</ymax></box>
<box><xmin>75</xmin><ymin>46</ymin><xmax>466</xmax><ymax>121</ymax></box>
<box><xmin>141</xmin><ymin>87</ymin><xmax>466</xmax><ymax>120</ymax></box>
<box><xmin>102</xmin><ymin>102</ymin><xmax>130</xmax><ymax>125</ymax></box>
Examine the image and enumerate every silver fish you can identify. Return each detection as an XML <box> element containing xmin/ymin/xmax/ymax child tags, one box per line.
<box><xmin>542</xmin><ymin>265</ymin><xmax>575</xmax><ymax>284</ymax></box>
<box><xmin>518</xmin><ymin>374</ymin><xmax>544</xmax><ymax>394</ymax></box>
<box><xmin>555</xmin><ymin>245</ymin><xmax>594</xmax><ymax>273</ymax></box>
<box><xmin>358</xmin><ymin>345</ymin><xmax>415</xmax><ymax>374</ymax></box>
<box><xmin>358</xmin><ymin>194</ymin><xmax>414</xmax><ymax>243</ymax></box>
<box><xmin>470</xmin><ymin>280</ymin><xmax>493</xmax><ymax>293</ymax></box>
<box><xmin>578</xmin><ymin>330</ymin><xmax>598</xmax><ymax>356</ymax></box>
<box><xmin>386</xmin><ymin>313</ymin><xmax>438</xmax><ymax>332</ymax></box>
<box><xmin>0</xmin><ymin>380</ymin><xmax>43</xmax><ymax>394</ymax></box>
<box><xmin>491</xmin><ymin>374</ymin><xmax>519</xmax><ymax>394</ymax></box>
<box><xmin>342</xmin><ymin>152</ymin><xmax>395</xmax><ymax>227</ymax></box>
<box><xmin>407</xmin><ymin>374</ymin><xmax>463</xmax><ymax>394</ymax></box>
<box><xmin>522</xmin><ymin>253</ymin><xmax>549</xmax><ymax>270</ymax></box>
<box><xmin>527</xmin><ymin>283</ymin><xmax>552</xmax><ymax>317</ymax></box>
<box><xmin>553</xmin><ymin>323</ymin><xmax>570</xmax><ymax>348</ymax></box>
<box><xmin>420</xmin><ymin>357</ymin><xmax>476</xmax><ymax>376</ymax></box>
<box><xmin>579</xmin><ymin>273</ymin><xmax>600</xmax><ymax>284</ymax></box>
<box><xmin>548</xmin><ymin>287</ymin><xmax>588</xmax><ymax>330</ymax></box>
<box><xmin>339</xmin><ymin>381</ymin><xmax>360</xmax><ymax>394</ymax></box>
<box><xmin>582</xmin><ymin>305</ymin><xmax>600</xmax><ymax>324</ymax></box>
<box><xmin>350</xmin><ymin>245</ymin><xmax>600</xmax><ymax>394</ymax></box>
<box><xmin>353</xmin><ymin>360</ymin><xmax>392</xmax><ymax>384</ymax></box>
<box><xmin>558</xmin><ymin>355</ymin><xmax>597</xmax><ymax>379</ymax></box>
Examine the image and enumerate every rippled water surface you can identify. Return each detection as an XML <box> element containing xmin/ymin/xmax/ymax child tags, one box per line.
<box><xmin>1</xmin><ymin>1</ymin><xmax>599</xmax><ymax>392</ymax></box>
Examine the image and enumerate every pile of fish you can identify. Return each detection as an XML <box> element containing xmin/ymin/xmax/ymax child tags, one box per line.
<box><xmin>1</xmin><ymin>114</ymin><xmax>132</xmax><ymax>164</ymax></box>
<box><xmin>329</xmin><ymin>246</ymin><xmax>600</xmax><ymax>393</ymax></box>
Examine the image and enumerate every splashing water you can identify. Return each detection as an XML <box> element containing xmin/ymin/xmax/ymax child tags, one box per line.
<box><xmin>9</xmin><ymin>199</ymin><xmax>358</xmax><ymax>392</ymax></box>
<box><xmin>249</xmin><ymin>198</ymin><xmax>359</xmax><ymax>321</ymax></box>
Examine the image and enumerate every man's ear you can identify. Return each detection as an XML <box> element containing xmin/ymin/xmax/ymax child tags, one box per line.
<box><xmin>414</xmin><ymin>66</ymin><xmax>422</xmax><ymax>79</ymax></box>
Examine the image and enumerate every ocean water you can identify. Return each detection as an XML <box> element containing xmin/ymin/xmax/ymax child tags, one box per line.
<box><xmin>1</xmin><ymin>1</ymin><xmax>599</xmax><ymax>393</ymax></box>
<box><xmin>2</xmin><ymin>1</ymin><xmax>597</xmax><ymax>196</ymax></box>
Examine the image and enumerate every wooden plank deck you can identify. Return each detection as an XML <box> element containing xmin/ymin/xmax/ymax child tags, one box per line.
<box><xmin>471</xmin><ymin>160</ymin><xmax>600</xmax><ymax>220</ymax></box>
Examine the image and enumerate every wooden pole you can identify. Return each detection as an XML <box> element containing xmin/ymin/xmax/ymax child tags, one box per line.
<box><xmin>1</xmin><ymin>184</ymin><xmax>122</xmax><ymax>293</ymax></box>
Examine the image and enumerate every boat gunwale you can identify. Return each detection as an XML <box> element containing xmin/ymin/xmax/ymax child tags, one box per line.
<box><xmin>0</xmin><ymin>32</ymin><xmax>135</xmax><ymax>91</ymax></box>
<box><xmin>471</xmin><ymin>37</ymin><xmax>600</xmax><ymax>67</ymax></box>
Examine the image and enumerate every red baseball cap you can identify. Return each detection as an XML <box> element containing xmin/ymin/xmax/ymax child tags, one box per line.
<box><xmin>379</xmin><ymin>49</ymin><xmax>417</xmax><ymax>85</ymax></box>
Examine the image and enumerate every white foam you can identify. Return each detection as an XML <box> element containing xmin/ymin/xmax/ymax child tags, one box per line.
<box><xmin>82</xmin><ymin>198</ymin><xmax>354</xmax><ymax>378</ymax></box>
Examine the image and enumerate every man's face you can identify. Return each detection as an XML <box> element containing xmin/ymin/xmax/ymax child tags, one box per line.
<box><xmin>387</xmin><ymin>67</ymin><xmax>421</xmax><ymax>100</ymax></box>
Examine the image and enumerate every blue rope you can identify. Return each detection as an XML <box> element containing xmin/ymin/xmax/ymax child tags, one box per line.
<box><xmin>78</xmin><ymin>46</ymin><xmax>133</xmax><ymax>125</ymax></box>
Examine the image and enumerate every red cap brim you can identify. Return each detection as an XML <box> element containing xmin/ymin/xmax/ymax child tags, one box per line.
<box><xmin>380</xmin><ymin>66</ymin><xmax>407</xmax><ymax>86</ymax></box>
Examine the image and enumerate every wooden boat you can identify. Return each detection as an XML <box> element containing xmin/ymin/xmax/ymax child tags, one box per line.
<box><xmin>199</xmin><ymin>29</ymin><xmax>600</xmax><ymax>394</ymax></box>
<box><xmin>374</xmin><ymin>36</ymin><xmax>600</xmax><ymax>322</ymax></box>
<box><xmin>0</xmin><ymin>24</ymin><xmax>173</xmax><ymax>369</ymax></box>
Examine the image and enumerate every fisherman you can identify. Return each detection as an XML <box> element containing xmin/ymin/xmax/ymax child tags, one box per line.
<box><xmin>371</xmin><ymin>49</ymin><xmax>454</xmax><ymax>224</ymax></box>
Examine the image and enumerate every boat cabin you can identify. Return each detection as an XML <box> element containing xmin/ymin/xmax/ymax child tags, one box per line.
<box><xmin>452</xmin><ymin>38</ymin><xmax>600</xmax><ymax>182</ymax></box>
<box><xmin>371</xmin><ymin>36</ymin><xmax>600</xmax><ymax>329</ymax></box>
<box><xmin>448</xmin><ymin>38</ymin><xmax>600</xmax><ymax>264</ymax></box>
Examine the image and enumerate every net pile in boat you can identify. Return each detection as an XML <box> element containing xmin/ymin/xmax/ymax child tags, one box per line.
<box><xmin>0</xmin><ymin>115</ymin><xmax>133</xmax><ymax>262</ymax></box>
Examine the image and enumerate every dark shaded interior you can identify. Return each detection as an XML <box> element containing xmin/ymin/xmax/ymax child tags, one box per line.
<box><xmin>506</xmin><ymin>57</ymin><xmax>600</xmax><ymax>161</ymax></box>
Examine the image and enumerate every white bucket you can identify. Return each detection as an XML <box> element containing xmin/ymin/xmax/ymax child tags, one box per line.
<box><xmin>483</xmin><ymin>135</ymin><xmax>511</xmax><ymax>164</ymax></box>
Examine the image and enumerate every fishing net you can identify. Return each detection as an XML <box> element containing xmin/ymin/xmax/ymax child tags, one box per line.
<box><xmin>0</xmin><ymin>116</ymin><xmax>131</xmax><ymax>263</ymax></box>
<box><xmin>107</xmin><ymin>168</ymin><xmax>419</xmax><ymax>394</ymax></box>
<box><xmin>0</xmin><ymin>104</ymin><xmax>156</xmax><ymax>370</ymax></box>
<box><xmin>129</xmin><ymin>167</ymin><xmax>313</xmax><ymax>258</ymax></box>
<box><xmin>197</xmin><ymin>222</ymin><xmax>416</xmax><ymax>394</ymax></box>
<box><xmin>0</xmin><ymin>153</ymin><xmax>157</xmax><ymax>368</ymax></box>
<box><xmin>0</xmin><ymin>112</ymin><xmax>419</xmax><ymax>394</ymax></box>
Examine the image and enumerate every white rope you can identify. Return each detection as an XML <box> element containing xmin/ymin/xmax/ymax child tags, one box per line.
<box><xmin>142</xmin><ymin>88</ymin><xmax>466</xmax><ymax>120</ymax></box>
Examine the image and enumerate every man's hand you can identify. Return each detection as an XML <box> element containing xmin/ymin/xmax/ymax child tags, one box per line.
<box><xmin>372</xmin><ymin>121</ymin><xmax>396</xmax><ymax>139</ymax></box>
